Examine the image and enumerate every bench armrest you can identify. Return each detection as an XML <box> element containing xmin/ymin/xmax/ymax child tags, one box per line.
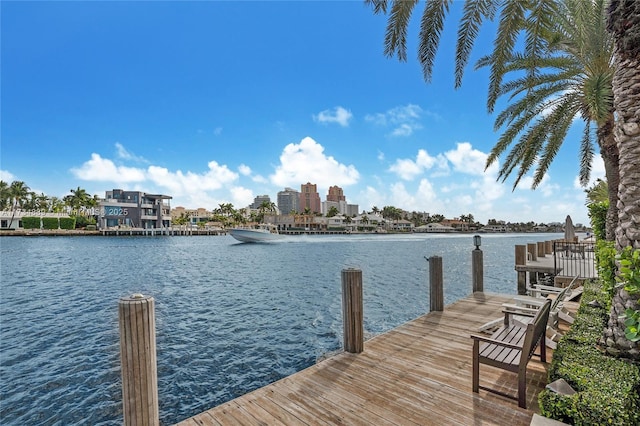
<box><xmin>470</xmin><ymin>333</ymin><xmax>524</xmax><ymax>350</ymax></box>
<box><xmin>502</xmin><ymin>304</ymin><xmax>539</xmax><ymax>316</ymax></box>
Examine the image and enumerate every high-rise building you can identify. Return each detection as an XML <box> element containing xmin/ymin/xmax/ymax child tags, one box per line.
<box><xmin>277</xmin><ymin>187</ymin><xmax>300</xmax><ymax>214</ymax></box>
<box><xmin>250</xmin><ymin>195</ymin><xmax>271</xmax><ymax>210</ymax></box>
<box><xmin>299</xmin><ymin>182</ymin><xmax>321</xmax><ymax>214</ymax></box>
<box><xmin>327</xmin><ymin>185</ymin><xmax>346</xmax><ymax>202</ymax></box>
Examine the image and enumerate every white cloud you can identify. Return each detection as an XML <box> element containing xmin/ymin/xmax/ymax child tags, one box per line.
<box><xmin>388</xmin><ymin>149</ymin><xmax>448</xmax><ymax>180</ymax></box>
<box><xmin>365</xmin><ymin>104</ymin><xmax>428</xmax><ymax>137</ymax></box>
<box><xmin>71</xmin><ymin>153</ymin><xmax>146</xmax><ymax>182</ymax></box>
<box><xmin>313</xmin><ymin>106</ymin><xmax>353</xmax><ymax>127</ymax></box>
<box><xmin>444</xmin><ymin>142</ymin><xmax>492</xmax><ymax>176</ymax></box>
<box><xmin>115</xmin><ymin>143</ymin><xmax>148</xmax><ymax>163</ymax></box>
<box><xmin>270</xmin><ymin>136</ymin><xmax>359</xmax><ymax>190</ymax></box>
<box><xmin>238</xmin><ymin>164</ymin><xmax>252</xmax><ymax>176</ymax></box>
<box><xmin>230</xmin><ymin>186</ymin><xmax>254</xmax><ymax>207</ymax></box>
<box><xmin>1</xmin><ymin>170</ymin><xmax>16</xmax><ymax>182</ymax></box>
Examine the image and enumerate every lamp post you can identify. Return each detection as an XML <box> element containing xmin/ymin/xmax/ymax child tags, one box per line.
<box><xmin>472</xmin><ymin>235</ymin><xmax>483</xmax><ymax>292</ymax></box>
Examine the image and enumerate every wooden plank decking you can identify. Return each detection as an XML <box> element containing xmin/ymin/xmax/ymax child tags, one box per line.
<box><xmin>177</xmin><ymin>293</ymin><xmax>551</xmax><ymax>425</ymax></box>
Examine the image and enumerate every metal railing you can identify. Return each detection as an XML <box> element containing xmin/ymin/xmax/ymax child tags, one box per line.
<box><xmin>553</xmin><ymin>241</ymin><xmax>597</xmax><ymax>278</ymax></box>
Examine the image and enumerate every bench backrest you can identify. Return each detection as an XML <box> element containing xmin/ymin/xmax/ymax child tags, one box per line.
<box><xmin>550</xmin><ymin>275</ymin><xmax>580</xmax><ymax>311</ymax></box>
<box><xmin>521</xmin><ymin>299</ymin><xmax>551</xmax><ymax>366</ymax></box>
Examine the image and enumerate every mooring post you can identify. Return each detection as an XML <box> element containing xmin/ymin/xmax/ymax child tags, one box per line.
<box><xmin>472</xmin><ymin>239</ymin><xmax>484</xmax><ymax>293</ymax></box>
<box><xmin>527</xmin><ymin>243</ymin><xmax>538</xmax><ymax>261</ymax></box>
<box><xmin>119</xmin><ymin>294</ymin><xmax>159</xmax><ymax>426</ymax></box>
<box><xmin>428</xmin><ymin>256</ymin><xmax>444</xmax><ymax>312</ymax></box>
<box><xmin>341</xmin><ymin>268</ymin><xmax>363</xmax><ymax>353</ymax></box>
<box><xmin>537</xmin><ymin>241</ymin><xmax>545</xmax><ymax>258</ymax></box>
<box><xmin>515</xmin><ymin>245</ymin><xmax>527</xmax><ymax>295</ymax></box>
<box><xmin>545</xmin><ymin>240</ymin><xmax>553</xmax><ymax>255</ymax></box>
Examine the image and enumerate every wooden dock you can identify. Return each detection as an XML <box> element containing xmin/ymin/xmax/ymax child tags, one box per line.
<box><xmin>177</xmin><ymin>293</ymin><xmax>550</xmax><ymax>425</ymax></box>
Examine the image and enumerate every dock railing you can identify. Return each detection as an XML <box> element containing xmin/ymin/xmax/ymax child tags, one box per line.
<box><xmin>553</xmin><ymin>241</ymin><xmax>597</xmax><ymax>279</ymax></box>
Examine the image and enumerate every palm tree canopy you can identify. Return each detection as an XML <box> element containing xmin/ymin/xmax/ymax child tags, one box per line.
<box><xmin>480</xmin><ymin>0</ymin><xmax>614</xmax><ymax>189</ymax></box>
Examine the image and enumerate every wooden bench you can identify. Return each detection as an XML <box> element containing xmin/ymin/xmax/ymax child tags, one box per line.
<box><xmin>470</xmin><ymin>298</ymin><xmax>551</xmax><ymax>408</ymax></box>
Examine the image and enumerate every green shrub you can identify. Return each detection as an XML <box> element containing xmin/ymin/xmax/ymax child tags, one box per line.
<box><xmin>59</xmin><ymin>217</ymin><xmax>76</xmax><ymax>230</ymax></box>
<box><xmin>595</xmin><ymin>240</ymin><xmax>617</xmax><ymax>298</ymax></box>
<box><xmin>587</xmin><ymin>201</ymin><xmax>608</xmax><ymax>241</ymax></box>
<box><xmin>74</xmin><ymin>215</ymin><xmax>96</xmax><ymax>228</ymax></box>
<box><xmin>539</xmin><ymin>280</ymin><xmax>640</xmax><ymax>425</ymax></box>
<box><xmin>42</xmin><ymin>217</ymin><xmax>59</xmax><ymax>230</ymax></box>
<box><xmin>86</xmin><ymin>224</ymin><xmax>97</xmax><ymax>231</ymax></box>
<box><xmin>22</xmin><ymin>216</ymin><xmax>41</xmax><ymax>229</ymax></box>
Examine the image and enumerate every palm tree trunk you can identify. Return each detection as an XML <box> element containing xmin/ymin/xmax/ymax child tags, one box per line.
<box><xmin>597</xmin><ymin>117</ymin><xmax>619</xmax><ymax>241</ymax></box>
<box><xmin>602</xmin><ymin>0</ymin><xmax>640</xmax><ymax>360</ymax></box>
<box><xmin>608</xmin><ymin>0</ymin><xmax>640</xmax><ymax>250</ymax></box>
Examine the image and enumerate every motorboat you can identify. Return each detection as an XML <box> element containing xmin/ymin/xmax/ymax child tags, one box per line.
<box><xmin>229</xmin><ymin>224</ymin><xmax>283</xmax><ymax>243</ymax></box>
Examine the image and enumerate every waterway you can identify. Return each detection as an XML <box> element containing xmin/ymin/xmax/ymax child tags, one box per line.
<box><xmin>0</xmin><ymin>233</ymin><xmax>561</xmax><ymax>425</ymax></box>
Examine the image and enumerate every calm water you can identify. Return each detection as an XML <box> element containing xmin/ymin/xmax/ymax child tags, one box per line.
<box><xmin>0</xmin><ymin>233</ymin><xmax>559</xmax><ymax>425</ymax></box>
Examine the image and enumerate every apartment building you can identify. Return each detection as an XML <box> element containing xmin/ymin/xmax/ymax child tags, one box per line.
<box><xmin>99</xmin><ymin>189</ymin><xmax>172</xmax><ymax>229</ymax></box>
<box><xmin>277</xmin><ymin>188</ymin><xmax>300</xmax><ymax>214</ymax></box>
<box><xmin>299</xmin><ymin>182</ymin><xmax>321</xmax><ymax>214</ymax></box>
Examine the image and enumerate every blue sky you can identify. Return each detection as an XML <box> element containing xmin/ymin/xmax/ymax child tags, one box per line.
<box><xmin>1</xmin><ymin>1</ymin><xmax>602</xmax><ymax>225</ymax></box>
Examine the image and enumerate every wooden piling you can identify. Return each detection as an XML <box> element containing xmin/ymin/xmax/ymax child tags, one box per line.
<box><xmin>429</xmin><ymin>256</ymin><xmax>444</xmax><ymax>312</ymax></box>
<box><xmin>472</xmin><ymin>249</ymin><xmax>483</xmax><ymax>293</ymax></box>
<box><xmin>119</xmin><ymin>294</ymin><xmax>159</xmax><ymax>426</ymax></box>
<box><xmin>515</xmin><ymin>245</ymin><xmax>527</xmax><ymax>295</ymax></box>
<box><xmin>545</xmin><ymin>240</ymin><xmax>553</xmax><ymax>255</ymax></box>
<box><xmin>341</xmin><ymin>268</ymin><xmax>364</xmax><ymax>353</ymax></box>
<box><xmin>537</xmin><ymin>241</ymin><xmax>545</xmax><ymax>258</ymax></box>
<box><xmin>527</xmin><ymin>243</ymin><xmax>538</xmax><ymax>261</ymax></box>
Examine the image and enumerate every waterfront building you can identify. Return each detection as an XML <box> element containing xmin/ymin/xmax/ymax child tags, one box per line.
<box><xmin>414</xmin><ymin>223</ymin><xmax>456</xmax><ymax>233</ymax></box>
<box><xmin>99</xmin><ymin>189</ymin><xmax>172</xmax><ymax>229</ymax></box>
<box><xmin>299</xmin><ymin>182</ymin><xmax>321</xmax><ymax>214</ymax></box>
<box><xmin>171</xmin><ymin>207</ymin><xmax>211</xmax><ymax>226</ymax></box>
<box><xmin>277</xmin><ymin>188</ymin><xmax>300</xmax><ymax>215</ymax></box>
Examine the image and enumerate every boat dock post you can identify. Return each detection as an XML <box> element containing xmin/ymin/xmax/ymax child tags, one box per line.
<box><xmin>119</xmin><ymin>294</ymin><xmax>159</xmax><ymax>426</ymax></box>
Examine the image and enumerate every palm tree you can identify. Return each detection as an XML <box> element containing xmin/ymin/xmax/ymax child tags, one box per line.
<box><xmin>64</xmin><ymin>187</ymin><xmax>92</xmax><ymax>213</ymax></box>
<box><xmin>585</xmin><ymin>178</ymin><xmax>609</xmax><ymax>205</ymax></box>
<box><xmin>480</xmin><ymin>0</ymin><xmax>618</xmax><ymax>240</ymax></box>
<box><xmin>6</xmin><ymin>181</ymin><xmax>30</xmax><ymax>228</ymax></box>
<box><xmin>0</xmin><ymin>181</ymin><xmax>10</xmax><ymax>210</ymax></box>
<box><xmin>326</xmin><ymin>206</ymin><xmax>340</xmax><ymax>218</ymax></box>
<box><xmin>601</xmin><ymin>0</ymin><xmax>640</xmax><ymax>360</ymax></box>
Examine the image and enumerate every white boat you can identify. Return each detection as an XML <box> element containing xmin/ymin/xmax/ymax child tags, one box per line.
<box><xmin>229</xmin><ymin>224</ymin><xmax>283</xmax><ymax>243</ymax></box>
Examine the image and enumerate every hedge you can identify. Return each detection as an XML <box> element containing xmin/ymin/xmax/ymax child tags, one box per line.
<box><xmin>539</xmin><ymin>280</ymin><xmax>640</xmax><ymax>425</ymax></box>
<box><xmin>42</xmin><ymin>217</ymin><xmax>59</xmax><ymax>230</ymax></box>
<box><xmin>22</xmin><ymin>216</ymin><xmax>41</xmax><ymax>229</ymax></box>
<box><xmin>59</xmin><ymin>217</ymin><xmax>76</xmax><ymax>230</ymax></box>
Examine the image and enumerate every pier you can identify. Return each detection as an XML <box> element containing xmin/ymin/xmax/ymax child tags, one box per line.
<box><xmin>176</xmin><ymin>292</ymin><xmax>552</xmax><ymax>425</ymax></box>
<box><xmin>514</xmin><ymin>239</ymin><xmax>597</xmax><ymax>294</ymax></box>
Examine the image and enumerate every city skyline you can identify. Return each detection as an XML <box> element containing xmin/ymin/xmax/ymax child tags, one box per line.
<box><xmin>2</xmin><ymin>2</ymin><xmax>603</xmax><ymax>226</ymax></box>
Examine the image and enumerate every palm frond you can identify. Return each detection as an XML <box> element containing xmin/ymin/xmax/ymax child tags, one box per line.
<box><xmin>455</xmin><ymin>0</ymin><xmax>498</xmax><ymax>88</ymax></box>
<box><xmin>384</xmin><ymin>0</ymin><xmax>420</xmax><ymax>62</ymax></box>
<box><xmin>418</xmin><ymin>0</ymin><xmax>454</xmax><ymax>83</ymax></box>
<box><xmin>531</xmin><ymin>100</ymin><xmax>576</xmax><ymax>187</ymax></box>
<box><xmin>365</xmin><ymin>0</ymin><xmax>390</xmax><ymax>15</ymax></box>
<box><xmin>486</xmin><ymin>0</ymin><xmax>528</xmax><ymax>112</ymax></box>
<box><xmin>579</xmin><ymin>122</ymin><xmax>594</xmax><ymax>187</ymax></box>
